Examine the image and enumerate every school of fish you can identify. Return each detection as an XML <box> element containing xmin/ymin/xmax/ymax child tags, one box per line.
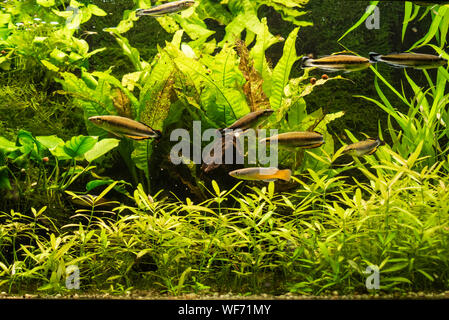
<box><xmin>86</xmin><ymin>0</ymin><xmax>447</xmax><ymax>185</ymax></box>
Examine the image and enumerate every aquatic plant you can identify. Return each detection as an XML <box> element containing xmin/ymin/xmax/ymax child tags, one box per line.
<box><xmin>3</xmin><ymin>0</ymin><xmax>449</xmax><ymax>299</ymax></box>
<box><xmin>1</xmin><ymin>152</ymin><xmax>449</xmax><ymax>294</ymax></box>
<box><xmin>0</xmin><ymin>130</ymin><xmax>120</xmax><ymax>212</ymax></box>
<box><xmin>0</xmin><ymin>0</ymin><xmax>106</xmax><ymax>76</ymax></box>
<box><xmin>52</xmin><ymin>0</ymin><xmax>347</xmax><ymax>194</ymax></box>
<box><xmin>337</xmin><ymin>0</ymin><xmax>449</xmax><ymax>170</ymax></box>
<box><xmin>402</xmin><ymin>1</ymin><xmax>449</xmax><ymax>50</ymax></box>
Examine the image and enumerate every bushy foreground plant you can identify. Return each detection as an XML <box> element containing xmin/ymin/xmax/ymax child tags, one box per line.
<box><xmin>1</xmin><ymin>148</ymin><xmax>448</xmax><ymax>295</ymax></box>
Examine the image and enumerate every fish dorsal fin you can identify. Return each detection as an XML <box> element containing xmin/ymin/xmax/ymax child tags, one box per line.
<box><xmin>261</xmin><ymin>167</ymin><xmax>280</xmax><ymax>175</ymax></box>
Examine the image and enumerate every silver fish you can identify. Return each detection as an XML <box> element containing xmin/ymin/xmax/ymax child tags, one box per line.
<box><xmin>261</xmin><ymin>131</ymin><xmax>325</xmax><ymax>149</ymax></box>
<box><xmin>301</xmin><ymin>55</ymin><xmax>371</xmax><ymax>72</ymax></box>
<box><xmin>343</xmin><ymin>138</ymin><xmax>385</xmax><ymax>157</ymax></box>
<box><xmin>229</xmin><ymin>167</ymin><xmax>292</xmax><ymax>182</ymax></box>
<box><xmin>136</xmin><ymin>0</ymin><xmax>195</xmax><ymax>17</ymax></box>
<box><xmin>370</xmin><ymin>52</ymin><xmax>447</xmax><ymax>69</ymax></box>
<box><xmin>89</xmin><ymin>115</ymin><xmax>162</xmax><ymax>140</ymax></box>
<box><xmin>224</xmin><ymin>109</ymin><xmax>274</xmax><ymax>132</ymax></box>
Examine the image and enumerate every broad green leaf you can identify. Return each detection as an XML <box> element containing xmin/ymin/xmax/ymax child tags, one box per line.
<box><xmin>131</xmin><ymin>140</ymin><xmax>153</xmax><ymax>179</ymax></box>
<box><xmin>0</xmin><ymin>14</ymin><xmax>10</xmax><ymax>26</ymax></box>
<box><xmin>37</xmin><ymin>0</ymin><xmax>55</xmax><ymax>7</ymax></box>
<box><xmin>40</xmin><ymin>60</ymin><xmax>59</xmax><ymax>72</ymax></box>
<box><xmin>84</xmin><ymin>138</ymin><xmax>120</xmax><ymax>162</ymax></box>
<box><xmin>88</xmin><ymin>4</ymin><xmax>107</xmax><ymax>16</ymax></box>
<box><xmin>63</xmin><ymin>135</ymin><xmax>97</xmax><ymax>159</ymax></box>
<box><xmin>0</xmin><ymin>136</ymin><xmax>18</xmax><ymax>153</ymax></box>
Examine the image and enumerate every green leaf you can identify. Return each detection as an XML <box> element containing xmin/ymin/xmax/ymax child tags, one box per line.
<box><xmin>104</xmin><ymin>28</ymin><xmax>142</xmax><ymax>71</ymax></box>
<box><xmin>402</xmin><ymin>1</ymin><xmax>413</xmax><ymax>42</ymax></box>
<box><xmin>382</xmin><ymin>277</ymin><xmax>412</xmax><ymax>284</ymax></box>
<box><xmin>40</xmin><ymin>60</ymin><xmax>59</xmax><ymax>72</ymax></box>
<box><xmin>212</xmin><ymin>180</ymin><xmax>220</xmax><ymax>197</ymax></box>
<box><xmin>84</xmin><ymin>138</ymin><xmax>120</xmax><ymax>162</ymax></box>
<box><xmin>37</xmin><ymin>0</ymin><xmax>55</xmax><ymax>7</ymax></box>
<box><xmin>0</xmin><ymin>14</ymin><xmax>10</xmax><ymax>26</ymax></box>
<box><xmin>86</xmin><ymin>179</ymin><xmax>112</xmax><ymax>191</ymax></box>
<box><xmin>0</xmin><ymin>136</ymin><xmax>18</xmax><ymax>153</ymax></box>
<box><xmin>85</xmin><ymin>179</ymin><xmax>131</xmax><ymax>195</ymax></box>
<box><xmin>269</xmin><ymin>27</ymin><xmax>300</xmax><ymax>110</ymax></box>
<box><xmin>287</xmin><ymin>98</ymin><xmax>307</xmax><ymax>129</ymax></box>
<box><xmin>88</xmin><ymin>4</ymin><xmax>107</xmax><ymax>16</ymax></box>
<box><xmin>410</xmin><ymin>6</ymin><xmax>448</xmax><ymax>50</ymax></box>
<box><xmin>382</xmin><ymin>262</ymin><xmax>409</xmax><ymax>273</ymax></box>
<box><xmin>36</xmin><ymin>135</ymin><xmax>64</xmax><ymax>151</ymax></box>
<box><xmin>0</xmin><ymin>165</ymin><xmax>11</xmax><ymax>190</ymax></box>
<box><xmin>131</xmin><ymin>140</ymin><xmax>153</xmax><ymax>179</ymax></box>
<box><xmin>250</xmin><ymin>18</ymin><xmax>280</xmax><ymax>91</ymax></box>
<box><xmin>63</xmin><ymin>136</ymin><xmax>97</xmax><ymax>159</ymax></box>
<box><xmin>50</xmin><ymin>48</ymin><xmax>67</xmax><ymax>63</ymax></box>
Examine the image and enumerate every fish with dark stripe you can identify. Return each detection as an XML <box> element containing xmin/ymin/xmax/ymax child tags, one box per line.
<box><xmin>260</xmin><ymin>131</ymin><xmax>325</xmax><ymax>149</ymax></box>
<box><xmin>136</xmin><ymin>0</ymin><xmax>195</xmax><ymax>17</ymax></box>
<box><xmin>223</xmin><ymin>109</ymin><xmax>274</xmax><ymax>132</ymax></box>
<box><xmin>89</xmin><ymin>115</ymin><xmax>162</xmax><ymax>140</ymax></box>
<box><xmin>301</xmin><ymin>55</ymin><xmax>372</xmax><ymax>72</ymax></box>
<box><xmin>343</xmin><ymin>138</ymin><xmax>385</xmax><ymax>157</ymax></box>
<box><xmin>370</xmin><ymin>52</ymin><xmax>447</xmax><ymax>69</ymax></box>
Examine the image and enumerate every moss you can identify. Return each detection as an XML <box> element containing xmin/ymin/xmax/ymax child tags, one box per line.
<box><xmin>0</xmin><ymin>75</ymin><xmax>85</xmax><ymax>140</ymax></box>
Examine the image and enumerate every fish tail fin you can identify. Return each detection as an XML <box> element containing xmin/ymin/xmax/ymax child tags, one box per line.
<box><xmin>141</xmin><ymin>122</ymin><xmax>162</xmax><ymax>140</ymax></box>
<box><xmin>369</xmin><ymin>52</ymin><xmax>382</xmax><ymax>63</ymax></box>
<box><xmin>154</xmin><ymin>129</ymin><xmax>163</xmax><ymax>141</ymax></box>
<box><xmin>301</xmin><ymin>56</ymin><xmax>313</xmax><ymax>68</ymax></box>
<box><xmin>277</xmin><ymin>169</ymin><xmax>292</xmax><ymax>182</ymax></box>
<box><xmin>135</xmin><ymin>9</ymin><xmax>145</xmax><ymax>17</ymax></box>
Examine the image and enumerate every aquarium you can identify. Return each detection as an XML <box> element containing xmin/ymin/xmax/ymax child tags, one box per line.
<box><xmin>0</xmin><ymin>0</ymin><xmax>449</xmax><ymax>306</ymax></box>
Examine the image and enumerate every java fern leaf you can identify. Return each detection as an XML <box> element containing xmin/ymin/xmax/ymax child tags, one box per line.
<box><xmin>269</xmin><ymin>27</ymin><xmax>300</xmax><ymax>111</ymax></box>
